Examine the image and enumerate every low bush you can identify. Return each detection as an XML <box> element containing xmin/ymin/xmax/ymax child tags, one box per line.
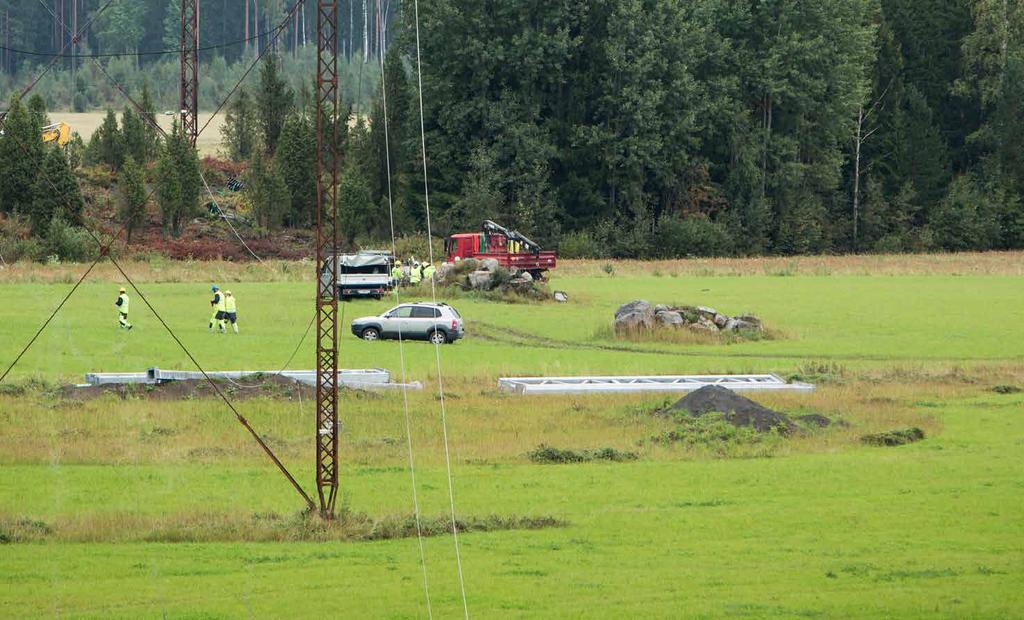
<box><xmin>651</xmin><ymin>413</ymin><xmax>785</xmax><ymax>458</ymax></box>
<box><xmin>860</xmin><ymin>427</ymin><xmax>925</xmax><ymax>446</ymax></box>
<box><xmin>528</xmin><ymin>444</ymin><xmax>638</xmax><ymax>464</ymax></box>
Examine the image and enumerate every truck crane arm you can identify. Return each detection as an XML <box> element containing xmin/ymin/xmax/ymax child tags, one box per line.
<box><xmin>481</xmin><ymin>219</ymin><xmax>541</xmax><ymax>253</ymax></box>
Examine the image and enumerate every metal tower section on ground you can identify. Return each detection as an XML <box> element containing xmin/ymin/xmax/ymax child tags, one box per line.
<box><xmin>179</xmin><ymin>0</ymin><xmax>199</xmax><ymax>146</ymax></box>
<box><xmin>315</xmin><ymin>0</ymin><xmax>341</xmax><ymax>518</ymax></box>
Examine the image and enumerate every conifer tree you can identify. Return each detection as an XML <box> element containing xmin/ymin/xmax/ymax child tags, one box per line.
<box><xmin>0</xmin><ymin>96</ymin><xmax>44</xmax><ymax>216</ymax></box>
<box><xmin>156</xmin><ymin>122</ymin><xmax>202</xmax><ymax>237</ymax></box>
<box><xmin>94</xmin><ymin>109</ymin><xmax>125</xmax><ymax>172</ymax></box>
<box><xmin>256</xmin><ymin>54</ymin><xmax>294</xmax><ymax>154</ymax></box>
<box><xmin>245</xmin><ymin>152</ymin><xmax>290</xmax><ymax>232</ymax></box>
<box><xmin>222</xmin><ymin>88</ymin><xmax>258</xmax><ymax>161</ymax></box>
<box><xmin>29</xmin><ymin>148</ymin><xmax>84</xmax><ymax>236</ymax></box>
<box><xmin>274</xmin><ymin>114</ymin><xmax>317</xmax><ymax>227</ymax></box>
<box><xmin>119</xmin><ymin>156</ymin><xmax>147</xmax><ymax>244</ymax></box>
<box><xmin>121</xmin><ymin>107</ymin><xmax>147</xmax><ymax>165</ymax></box>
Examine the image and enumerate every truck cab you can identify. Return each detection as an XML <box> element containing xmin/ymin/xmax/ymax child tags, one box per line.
<box><xmin>321</xmin><ymin>251</ymin><xmax>396</xmax><ymax>300</ymax></box>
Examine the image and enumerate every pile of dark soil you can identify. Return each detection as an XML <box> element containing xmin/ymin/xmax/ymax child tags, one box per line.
<box><xmin>860</xmin><ymin>427</ymin><xmax>925</xmax><ymax>446</ymax></box>
<box><xmin>991</xmin><ymin>384</ymin><xmax>1022</xmax><ymax>394</ymax></box>
<box><xmin>60</xmin><ymin>375</ymin><xmax>314</xmax><ymax>401</ymax></box>
<box><xmin>670</xmin><ymin>385</ymin><xmax>798</xmax><ymax>434</ymax></box>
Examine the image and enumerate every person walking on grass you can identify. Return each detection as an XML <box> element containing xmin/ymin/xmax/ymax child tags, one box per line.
<box><xmin>209</xmin><ymin>285</ymin><xmax>226</xmax><ymax>333</ymax></box>
<box><xmin>224</xmin><ymin>290</ymin><xmax>239</xmax><ymax>334</ymax></box>
<box><xmin>115</xmin><ymin>287</ymin><xmax>133</xmax><ymax>330</ymax></box>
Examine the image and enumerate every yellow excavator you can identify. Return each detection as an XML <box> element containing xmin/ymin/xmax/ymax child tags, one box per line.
<box><xmin>41</xmin><ymin>122</ymin><xmax>72</xmax><ymax>148</ymax></box>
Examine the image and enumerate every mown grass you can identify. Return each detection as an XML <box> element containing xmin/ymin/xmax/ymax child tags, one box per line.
<box><xmin>1</xmin><ymin>254</ymin><xmax>1023</xmax><ymax>617</ymax></box>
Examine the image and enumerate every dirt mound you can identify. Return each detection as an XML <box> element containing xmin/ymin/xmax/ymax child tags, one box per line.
<box><xmin>60</xmin><ymin>375</ymin><xmax>313</xmax><ymax>401</ymax></box>
<box><xmin>670</xmin><ymin>385</ymin><xmax>797</xmax><ymax>434</ymax></box>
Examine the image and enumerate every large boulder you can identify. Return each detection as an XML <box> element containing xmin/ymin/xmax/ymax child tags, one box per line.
<box><xmin>688</xmin><ymin>315</ymin><xmax>719</xmax><ymax>333</ymax></box>
<box><xmin>726</xmin><ymin>314</ymin><xmax>764</xmax><ymax>333</ymax></box>
<box><xmin>435</xmin><ymin>262</ymin><xmax>457</xmax><ymax>284</ymax></box>
<box><xmin>655</xmin><ymin>310</ymin><xmax>685</xmax><ymax>327</ymax></box>
<box><xmin>615</xmin><ymin>300</ymin><xmax>654</xmax><ymax>332</ymax></box>
<box><xmin>478</xmin><ymin>258</ymin><xmax>501</xmax><ymax>272</ymax></box>
<box><xmin>468</xmin><ymin>270</ymin><xmax>494</xmax><ymax>290</ymax></box>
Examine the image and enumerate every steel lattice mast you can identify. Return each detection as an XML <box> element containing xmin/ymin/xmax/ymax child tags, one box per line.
<box><xmin>315</xmin><ymin>0</ymin><xmax>341</xmax><ymax>518</ymax></box>
<box><xmin>179</xmin><ymin>0</ymin><xmax>199</xmax><ymax>146</ymax></box>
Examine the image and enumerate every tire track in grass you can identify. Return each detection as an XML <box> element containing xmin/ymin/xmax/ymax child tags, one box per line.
<box><xmin>468</xmin><ymin>320</ymin><xmax>1024</xmax><ymax>364</ymax></box>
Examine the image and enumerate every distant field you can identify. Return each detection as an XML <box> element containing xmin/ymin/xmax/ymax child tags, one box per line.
<box><xmin>1</xmin><ymin>253</ymin><xmax>1022</xmax><ymax>617</ymax></box>
<box><xmin>56</xmin><ymin>111</ymin><xmax>225</xmax><ymax>156</ymax></box>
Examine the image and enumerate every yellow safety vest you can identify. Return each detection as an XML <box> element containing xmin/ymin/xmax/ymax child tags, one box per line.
<box><xmin>423</xmin><ymin>265</ymin><xmax>436</xmax><ymax>279</ymax></box>
<box><xmin>409</xmin><ymin>269</ymin><xmax>421</xmax><ymax>283</ymax></box>
<box><xmin>118</xmin><ymin>293</ymin><xmax>130</xmax><ymax>314</ymax></box>
<box><xmin>225</xmin><ymin>296</ymin><xmax>237</xmax><ymax>313</ymax></box>
<box><xmin>213</xmin><ymin>292</ymin><xmax>226</xmax><ymax>312</ymax></box>
<box><xmin>391</xmin><ymin>267</ymin><xmax>402</xmax><ymax>279</ymax></box>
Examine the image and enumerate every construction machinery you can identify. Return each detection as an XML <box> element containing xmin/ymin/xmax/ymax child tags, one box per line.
<box><xmin>41</xmin><ymin>122</ymin><xmax>72</xmax><ymax>148</ymax></box>
<box><xmin>445</xmin><ymin>220</ymin><xmax>557</xmax><ymax>280</ymax></box>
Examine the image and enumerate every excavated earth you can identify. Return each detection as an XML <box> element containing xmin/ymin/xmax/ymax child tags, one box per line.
<box><xmin>58</xmin><ymin>375</ymin><xmax>315</xmax><ymax>401</ymax></box>
<box><xmin>670</xmin><ymin>385</ymin><xmax>799</xmax><ymax>434</ymax></box>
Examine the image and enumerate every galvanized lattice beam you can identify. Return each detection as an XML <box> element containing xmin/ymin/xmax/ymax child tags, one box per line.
<box><xmin>498</xmin><ymin>374</ymin><xmax>815</xmax><ymax>395</ymax></box>
<box><xmin>179</xmin><ymin>0</ymin><xmax>199</xmax><ymax>146</ymax></box>
<box><xmin>315</xmin><ymin>0</ymin><xmax>340</xmax><ymax>519</ymax></box>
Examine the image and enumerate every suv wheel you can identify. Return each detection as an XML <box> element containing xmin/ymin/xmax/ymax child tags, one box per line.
<box><xmin>428</xmin><ymin>330</ymin><xmax>448</xmax><ymax>345</ymax></box>
<box><xmin>361</xmin><ymin>327</ymin><xmax>381</xmax><ymax>341</ymax></box>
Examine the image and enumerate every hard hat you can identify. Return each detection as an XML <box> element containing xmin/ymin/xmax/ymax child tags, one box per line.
<box><xmin>211</xmin><ymin>285</ymin><xmax>220</xmax><ymax>291</ymax></box>
<box><xmin>119</xmin><ymin>287</ymin><xmax>126</xmax><ymax>293</ymax></box>
<box><xmin>225</xmin><ymin>290</ymin><xmax>232</xmax><ymax>295</ymax></box>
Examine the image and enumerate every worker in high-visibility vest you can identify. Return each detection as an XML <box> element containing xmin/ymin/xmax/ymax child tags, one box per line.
<box><xmin>423</xmin><ymin>262</ymin><xmax>436</xmax><ymax>282</ymax></box>
<box><xmin>409</xmin><ymin>262</ymin><xmax>422</xmax><ymax>284</ymax></box>
<box><xmin>115</xmin><ymin>287</ymin><xmax>133</xmax><ymax>330</ymax></box>
<box><xmin>209</xmin><ymin>285</ymin><xmax>226</xmax><ymax>333</ymax></box>
<box><xmin>391</xmin><ymin>263</ymin><xmax>403</xmax><ymax>286</ymax></box>
<box><xmin>224</xmin><ymin>290</ymin><xmax>239</xmax><ymax>334</ymax></box>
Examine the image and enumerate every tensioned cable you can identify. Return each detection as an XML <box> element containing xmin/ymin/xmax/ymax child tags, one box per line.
<box><xmin>377</xmin><ymin>2</ymin><xmax>433</xmax><ymax>614</ymax></box>
<box><xmin>0</xmin><ymin>253</ymin><xmax>103</xmax><ymax>385</ymax></box>
<box><xmin>195</xmin><ymin>0</ymin><xmax>307</xmax><ymax>141</ymax></box>
<box><xmin>35</xmin><ymin>0</ymin><xmax>265</xmax><ymax>264</ymax></box>
<box><xmin>0</xmin><ymin>27</ymin><xmax>278</xmax><ymax>59</ymax></box>
<box><xmin>10</xmin><ymin>0</ymin><xmax>117</xmax><ymax>107</ymax></box>
<box><xmin>0</xmin><ymin>90</ymin><xmax>315</xmax><ymax>514</ymax></box>
<box><xmin>412</xmin><ymin>0</ymin><xmax>469</xmax><ymax>616</ymax></box>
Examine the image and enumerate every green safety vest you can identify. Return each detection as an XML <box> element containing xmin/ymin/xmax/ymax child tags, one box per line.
<box><xmin>213</xmin><ymin>292</ymin><xmax>226</xmax><ymax>311</ymax></box>
<box><xmin>118</xmin><ymin>293</ymin><xmax>130</xmax><ymax>314</ymax></box>
<box><xmin>423</xmin><ymin>265</ymin><xmax>436</xmax><ymax>279</ymax></box>
<box><xmin>391</xmin><ymin>267</ymin><xmax>402</xmax><ymax>279</ymax></box>
<box><xmin>225</xmin><ymin>296</ymin><xmax>237</xmax><ymax>313</ymax></box>
<box><xmin>409</xmin><ymin>269</ymin><xmax>421</xmax><ymax>283</ymax></box>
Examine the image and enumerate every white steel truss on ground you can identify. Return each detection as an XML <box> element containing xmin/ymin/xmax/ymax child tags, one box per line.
<box><xmin>82</xmin><ymin>368</ymin><xmax>421</xmax><ymax>390</ymax></box>
<box><xmin>498</xmin><ymin>373</ymin><xmax>814</xmax><ymax>395</ymax></box>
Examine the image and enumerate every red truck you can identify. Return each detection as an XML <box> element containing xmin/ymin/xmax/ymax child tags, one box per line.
<box><xmin>445</xmin><ymin>220</ymin><xmax>557</xmax><ymax>280</ymax></box>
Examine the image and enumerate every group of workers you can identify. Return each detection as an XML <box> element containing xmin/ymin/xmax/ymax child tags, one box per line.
<box><xmin>391</xmin><ymin>259</ymin><xmax>437</xmax><ymax>286</ymax></box>
<box><xmin>114</xmin><ymin>285</ymin><xmax>239</xmax><ymax>333</ymax></box>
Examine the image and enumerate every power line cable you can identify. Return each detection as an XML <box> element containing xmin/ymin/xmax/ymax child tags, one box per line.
<box><xmin>195</xmin><ymin>0</ymin><xmax>307</xmax><ymax>141</ymax></box>
<box><xmin>412</xmin><ymin>0</ymin><xmax>470</xmax><ymax>616</ymax></box>
<box><xmin>0</xmin><ymin>83</ymin><xmax>315</xmax><ymax>516</ymax></box>
<box><xmin>377</xmin><ymin>1</ymin><xmax>433</xmax><ymax>613</ymax></box>
<box><xmin>0</xmin><ymin>27</ymin><xmax>278</xmax><ymax>59</ymax></box>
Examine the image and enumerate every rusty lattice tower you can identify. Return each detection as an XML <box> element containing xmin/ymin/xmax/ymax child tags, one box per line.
<box><xmin>179</xmin><ymin>0</ymin><xmax>199</xmax><ymax>146</ymax></box>
<box><xmin>315</xmin><ymin>0</ymin><xmax>340</xmax><ymax>518</ymax></box>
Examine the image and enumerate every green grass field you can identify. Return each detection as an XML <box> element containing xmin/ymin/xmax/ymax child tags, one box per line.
<box><xmin>1</xmin><ymin>256</ymin><xmax>1023</xmax><ymax>618</ymax></box>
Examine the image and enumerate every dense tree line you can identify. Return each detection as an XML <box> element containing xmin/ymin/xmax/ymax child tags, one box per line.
<box><xmin>4</xmin><ymin>1</ymin><xmax>1024</xmax><ymax>260</ymax></box>
<box><xmin>352</xmin><ymin>0</ymin><xmax>1023</xmax><ymax>257</ymax></box>
<box><xmin>0</xmin><ymin>0</ymin><xmax>389</xmax><ymax>112</ymax></box>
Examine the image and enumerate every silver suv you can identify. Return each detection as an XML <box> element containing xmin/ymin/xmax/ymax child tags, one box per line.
<box><xmin>350</xmin><ymin>302</ymin><xmax>465</xmax><ymax>344</ymax></box>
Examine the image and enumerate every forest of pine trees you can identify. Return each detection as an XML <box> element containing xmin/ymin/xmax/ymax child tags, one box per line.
<box><xmin>2</xmin><ymin>0</ymin><xmax>1023</xmax><ymax>259</ymax></box>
